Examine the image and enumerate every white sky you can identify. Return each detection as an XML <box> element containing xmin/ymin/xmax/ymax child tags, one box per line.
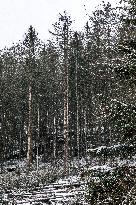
<box><xmin>0</xmin><ymin>0</ymin><xmax>119</xmax><ymax>48</ymax></box>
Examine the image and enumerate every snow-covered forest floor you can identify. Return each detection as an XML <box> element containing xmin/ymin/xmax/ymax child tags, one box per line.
<box><xmin>0</xmin><ymin>151</ymin><xmax>136</xmax><ymax>205</ymax></box>
<box><xmin>0</xmin><ymin>157</ymin><xmax>87</xmax><ymax>204</ymax></box>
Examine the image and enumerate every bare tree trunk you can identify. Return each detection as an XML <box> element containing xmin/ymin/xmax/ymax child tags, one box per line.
<box><xmin>36</xmin><ymin>104</ymin><xmax>40</xmax><ymax>172</ymax></box>
<box><xmin>75</xmin><ymin>53</ymin><xmax>80</xmax><ymax>167</ymax></box>
<box><xmin>63</xmin><ymin>61</ymin><xmax>69</xmax><ymax>175</ymax></box>
<box><xmin>63</xmin><ymin>23</ymin><xmax>69</xmax><ymax>176</ymax></box>
<box><xmin>84</xmin><ymin>108</ymin><xmax>88</xmax><ymax>156</ymax></box>
<box><xmin>27</xmin><ymin>84</ymin><xmax>33</xmax><ymax>168</ymax></box>
<box><xmin>53</xmin><ymin>116</ymin><xmax>56</xmax><ymax>162</ymax></box>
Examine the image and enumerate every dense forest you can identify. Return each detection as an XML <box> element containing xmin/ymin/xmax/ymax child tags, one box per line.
<box><xmin>0</xmin><ymin>0</ymin><xmax>135</xmax><ymax>204</ymax></box>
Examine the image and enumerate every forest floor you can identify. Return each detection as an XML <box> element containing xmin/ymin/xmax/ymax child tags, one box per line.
<box><xmin>0</xmin><ymin>154</ymin><xmax>136</xmax><ymax>204</ymax></box>
<box><xmin>0</xmin><ymin>177</ymin><xmax>86</xmax><ymax>204</ymax></box>
<box><xmin>0</xmin><ymin>158</ymin><xmax>87</xmax><ymax>204</ymax></box>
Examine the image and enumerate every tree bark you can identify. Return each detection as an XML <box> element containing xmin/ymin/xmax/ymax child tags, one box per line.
<box><xmin>27</xmin><ymin>84</ymin><xmax>33</xmax><ymax>168</ymax></box>
<box><xmin>63</xmin><ymin>22</ymin><xmax>69</xmax><ymax>176</ymax></box>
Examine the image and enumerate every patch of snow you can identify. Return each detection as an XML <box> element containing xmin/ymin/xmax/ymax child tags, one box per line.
<box><xmin>89</xmin><ymin>165</ymin><xmax>113</xmax><ymax>171</ymax></box>
<box><xmin>57</xmin><ymin>175</ymin><xmax>80</xmax><ymax>185</ymax></box>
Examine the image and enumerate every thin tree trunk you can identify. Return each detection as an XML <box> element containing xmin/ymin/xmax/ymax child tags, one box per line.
<box><xmin>36</xmin><ymin>104</ymin><xmax>40</xmax><ymax>172</ymax></box>
<box><xmin>27</xmin><ymin>84</ymin><xmax>33</xmax><ymax>168</ymax></box>
<box><xmin>63</xmin><ymin>64</ymin><xmax>69</xmax><ymax>175</ymax></box>
<box><xmin>84</xmin><ymin>108</ymin><xmax>88</xmax><ymax>156</ymax></box>
<box><xmin>75</xmin><ymin>52</ymin><xmax>80</xmax><ymax>166</ymax></box>
<box><xmin>53</xmin><ymin>116</ymin><xmax>56</xmax><ymax>162</ymax></box>
<box><xmin>63</xmin><ymin>24</ymin><xmax>69</xmax><ymax>175</ymax></box>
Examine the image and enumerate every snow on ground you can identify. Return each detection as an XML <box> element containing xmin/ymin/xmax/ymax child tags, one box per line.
<box><xmin>89</xmin><ymin>164</ymin><xmax>114</xmax><ymax>171</ymax></box>
<box><xmin>57</xmin><ymin>175</ymin><xmax>81</xmax><ymax>184</ymax></box>
<box><xmin>0</xmin><ymin>153</ymin><xmax>135</xmax><ymax>204</ymax></box>
<box><xmin>0</xmin><ymin>173</ymin><xmax>86</xmax><ymax>204</ymax></box>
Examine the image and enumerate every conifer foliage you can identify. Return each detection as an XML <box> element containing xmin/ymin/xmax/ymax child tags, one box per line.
<box><xmin>0</xmin><ymin>0</ymin><xmax>135</xmax><ymax>204</ymax></box>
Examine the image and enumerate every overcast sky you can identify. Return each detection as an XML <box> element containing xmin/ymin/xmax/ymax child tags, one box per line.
<box><xmin>0</xmin><ymin>0</ymin><xmax>119</xmax><ymax>48</ymax></box>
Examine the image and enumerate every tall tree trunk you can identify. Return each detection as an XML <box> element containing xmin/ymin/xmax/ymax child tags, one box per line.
<box><xmin>63</xmin><ymin>23</ymin><xmax>69</xmax><ymax>175</ymax></box>
<box><xmin>75</xmin><ymin>51</ymin><xmax>80</xmax><ymax>166</ymax></box>
<box><xmin>63</xmin><ymin>60</ymin><xmax>69</xmax><ymax>175</ymax></box>
<box><xmin>53</xmin><ymin>116</ymin><xmax>56</xmax><ymax>162</ymax></box>
<box><xmin>27</xmin><ymin>84</ymin><xmax>33</xmax><ymax>168</ymax></box>
<box><xmin>24</xmin><ymin>26</ymin><xmax>38</xmax><ymax>168</ymax></box>
<box><xmin>36</xmin><ymin>104</ymin><xmax>40</xmax><ymax>172</ymax></box>
<box><xmin>84</xmin><ymin>108</ymin><xmax>88</xmax><ymax>156</ymax></box>
<box><xmin>49</xmin><ymin>13</ymin><xmax>72</xmax><ymax>175</ymax></box>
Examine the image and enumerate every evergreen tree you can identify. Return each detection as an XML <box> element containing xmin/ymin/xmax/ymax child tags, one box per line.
<box><xmin>68</xmin><ymin>31</ymin><xmax>85</xmax><ymax>160</ymax></box>
<box><xmin>84</xmin><ymin>2</ymin><xmax>118</xmax><ymax>146</ymax></box>
<box><xmin>50</xmin><ymin>11</ymin><xmax>72</xmax><ymax>175</ymax></box>
<box><xmin>23</xmin><ymin>25</ymin><xmax>40</xmax><ymax>167</ymax></box>
<box><xmin>113</xmin><ymin>0</ymin><xmax>136</xmax><ymax>145</ymax></box>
